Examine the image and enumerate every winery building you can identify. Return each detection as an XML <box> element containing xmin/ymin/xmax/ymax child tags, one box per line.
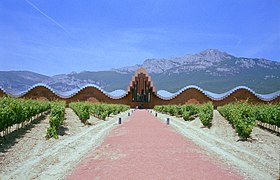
<box><xmin>0</xmin><ymin>68</ymin><xmax>279</xmax><ymax>108</ymax></box>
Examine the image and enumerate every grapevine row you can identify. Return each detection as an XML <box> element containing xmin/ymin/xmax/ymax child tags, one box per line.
<box><xmin>254</xmin><ymin>104</ymin><xmax>280</xmax><ymax>130</ymax></box>
<box><xmin>69</xmin><ymin>102</ymin><xmax>90</xmax><ymax>124</ymax></box>
<box><xmin>218</xmin><ymin>102</ymin><xmax>280</xmax><ymax>139</ymax></box>
<box><xmin>69</xmin><ymin>102</ymin><xmax>129</xmax><ymax>123</ymax></box>
<box><xmin>46</xmin><ymin>101</ymin><xmax>66</xmax><ymax>139</ymax></box>
<box><xmin>154</xmin><ymin>102</ymin><xmax>214</xmax><ymax>127</ymax></box>
<box><xmin>0</xmin><ymin>96</ymin><xmax>51</xmax><ymax>136</ymax></box>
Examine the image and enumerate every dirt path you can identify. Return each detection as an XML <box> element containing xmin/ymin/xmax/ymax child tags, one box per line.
<box><xmin>155</xmin><ymin>110</ymin><xmax>280</xmax><ymax>180</ymax></box>
<box><xmin>66</xmin><ymin>110</ymin><xmax>242</xmax><ymax>180</ymax></box>
<box><xmin>0</xmin><ymin>108</ymin><xmax>129</xmax><ymax>179</ymax></box>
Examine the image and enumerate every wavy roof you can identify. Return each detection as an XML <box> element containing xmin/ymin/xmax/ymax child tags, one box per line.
<box><xmin>156</xmin><ymin>85</ymin><xmax>280</xmax><ymax>101</ymax></box>
<box><xmin>1</xmin><ymin>83</ymin><xmax>279</xmax><ymax>101</ymax></box>
<box><xmin>1</xmin><ymin>83</ymin><xmax>129</xmax><ymax>100</ymax></box>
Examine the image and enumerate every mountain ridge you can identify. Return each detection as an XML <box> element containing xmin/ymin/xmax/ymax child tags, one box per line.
<box><xmin>1</xmin><ymin>49</ymin><xmax>279</xmax><ymax>94</ymax></box>
<box><xmin>113</xmin><ymin>49</ymin><xmax>279</xmax><ymax>75</ymax></box>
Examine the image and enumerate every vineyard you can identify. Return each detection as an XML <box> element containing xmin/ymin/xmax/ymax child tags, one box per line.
<box><xmin>154</xmin><ymin>102</ymin><xmax>280</xmax><ymax>139</ymax></box>
<box><xmin>69</xmin><ymin>102</ymin><xmax>129</xmax><ymax>124</ymax></box>
<box><xmin>0</xmin><ymin>96</ymin><xmax>51</xmax><ymax>137</ymax></box>
<box><xmin>0</xmin><ymin>97</ymin><xmax>279</xmax><ymax>179</ymax></box>
<box><xmin>0</xmin><ymin>96</ymin><xmax>131</xmax><ymax>179</ymax></box>
<box><xmin>0</xmin><ymin>96</ymin><xmax>129</xmax><ymax>139</ymax></box>
<box><xmin>218</xmin><ymin>102</ymin><xmax>280</xmax><ymax>139</ymax></box>
<box><xmin>154</xmin><ymin>102</ymin><xmax>214</xmax><ymax>128</ymax></box>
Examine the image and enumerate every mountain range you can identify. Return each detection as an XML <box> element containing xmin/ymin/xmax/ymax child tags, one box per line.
<box><xmin>1</xmin><ymin>49</ymin><xmax>280</xmax><ymax>94</ymax></box>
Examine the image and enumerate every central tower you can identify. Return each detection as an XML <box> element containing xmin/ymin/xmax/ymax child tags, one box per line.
<box><xmin>127</xmin><ymin>68</ymin><xmax>156</xmax><ymax>105</ymax></box>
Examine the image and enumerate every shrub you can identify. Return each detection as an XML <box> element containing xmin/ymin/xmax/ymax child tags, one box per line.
<box><xmin>69</xmin><ymin>102</ymin><xmax>90</xmax><ymax>124</ymax></box>
<box><xmin>218</xmin><ymin>102</ymin><xmax>256</xmax><ymax>140</ymax></box>
<box><xmin>183</xmin><ymin>111</ymin><xmax>190</xmax><ymax>121</ymax></box>
<box><xmin>198</xmin><ymin>102</ymin><xmax>213</xmax><ymax>128</ymax></box>
<box><xmin>46</xmin><ymin>101</ymin><xmax>65</xmax><ymax>139</ymax></box>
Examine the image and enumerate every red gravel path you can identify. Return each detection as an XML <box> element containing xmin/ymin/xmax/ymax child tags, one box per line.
<box><xmin>66</xmin><ymin>110</ymin><xmax>242</xmax><ymax>180</ymax></box>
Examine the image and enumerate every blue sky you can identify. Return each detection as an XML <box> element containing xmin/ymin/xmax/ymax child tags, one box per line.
<box><xmin>0</xmin><ymin>0</ymin><xmax>279</xmax><ymax>75</ymax></box>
